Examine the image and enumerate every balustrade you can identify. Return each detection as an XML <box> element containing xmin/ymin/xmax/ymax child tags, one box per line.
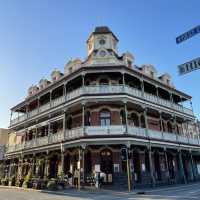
<box><xmin>11</xmin><ymin>85</ymin><xmax>193</xmax><ymax>127</ymax></box>
<box><xmin>5</xmin><ymin>125</ymin><xmax>200</xmax><ymax>154</ymax></box>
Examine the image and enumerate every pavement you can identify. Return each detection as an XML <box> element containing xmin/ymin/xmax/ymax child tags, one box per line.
<box><xmin>1</xmin><ymin>182</ymin><xmax>200</xmax><ymax>200</ymax></box>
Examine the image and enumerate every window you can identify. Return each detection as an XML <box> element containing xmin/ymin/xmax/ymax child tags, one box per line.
<box><xmin>66</xmin><ymin>116</ymin><xmax>72</xmax><ymax>130</ymax></box>
<box><xmin>99</xmin><ymin>78</ymin><xmax>109</xmax><ymax>85</ymax></box>
<box><xmin>131</xmin><ymin>113</ymin><xmax>139</xmax><ymax>127</ymax></box>
<box><xmin>140</xmin><ymin>115</ymin><xmax>146</xmax><ymax>128</ymax></box>
<box><xmin>127</xmin><ymin>60</ymin><xmax>132</xmax><ymax>68</ymax></box>
<box><xmin>150</xmin><ymin>71</ymin><xmax>154</xmax><ymax>78</ymax></box>
<box><xmin>167</xmin><ymin>121</ymin><xmax>173</xmax><ymax>133</ymax></box>
<box><xmin>85</xmin><ymin>111</ymin><xmax>91</xmax><ymax>126</ymax></box>
<box><xmin>100</xmin><ymin>110</ymin><xmax>111</xmax><ymax>126</ymax></box>
<box><xmin>120</xmin><ymin>110</ymin><xmax>125</xmax><ymax>125</ymax></box>
<box><xmin>68</xmin><ymin>67</ymin><xmax>73</xmax><ymax>74</ymax></box>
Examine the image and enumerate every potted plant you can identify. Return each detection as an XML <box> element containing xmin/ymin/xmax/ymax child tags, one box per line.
<box><xmin>1</xmin><ymin>177</ymin><xmax>9</xmax><ymax>186</ymax></box>
<box><xmin>47</xmin><ymin>178</ymin><xmax>57</xmax><ymax>190</ymax></box>
<box><xmin>9</xmin><ymin>176</ymin><xmax>16</xmax><ymax>186</ymax></box>
<box><xmin>22</xmin><ymin>169</ymin><xmax>32</xmax><ymax>188</ymax></box>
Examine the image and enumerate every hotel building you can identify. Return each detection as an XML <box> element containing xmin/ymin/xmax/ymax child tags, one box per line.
<box><xmin>2</xmin><ymin>26</ymin><xmax>200</xmax><ymax>189</ymax></box>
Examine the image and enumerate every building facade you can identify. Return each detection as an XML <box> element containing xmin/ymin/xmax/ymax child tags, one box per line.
<box><xmin>2</xmin><ymin>26</ymin><xmax>200</xmax><ymax>190</ymax></box>
<box><xmin>0</xmin><ymin>129</ymin><xmax>9</xmax><ymax>160</ymax></box>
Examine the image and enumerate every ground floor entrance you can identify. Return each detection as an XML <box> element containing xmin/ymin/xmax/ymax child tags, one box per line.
<box><xmin>2</xmin><ymin>144</ymin><xmax>200</xmax><ymax>190</ymax></box>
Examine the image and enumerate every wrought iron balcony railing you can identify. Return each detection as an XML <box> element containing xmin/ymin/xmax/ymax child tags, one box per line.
<box><xmin>5</xmin><ymin>126</ymin><xmax>199</xmax><ymax>153</ymax></box>
<box><xmin>11</xmin><ymin>85</ymin><xmax>193</xmax><ymax>126</ymax></box>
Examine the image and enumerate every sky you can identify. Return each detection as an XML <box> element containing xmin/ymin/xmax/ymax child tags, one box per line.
<box><xmin>0</xmin><ymin>0</ymin><xmax>200</xmax><ymax>128</ymax></box>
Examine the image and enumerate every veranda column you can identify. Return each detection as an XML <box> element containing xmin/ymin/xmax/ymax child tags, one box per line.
<box><xmin>172</xmin><ymin>114</ymin><xmax>179</xmax><ymax>142</ymax></box>
<box><xmin>141</xmin><ymin>77</ymin><xmax>144</xmax><ymax>97</ymax></box>
<box><xmin>159</xmin><ymin>112</ymin><xmax>164</xmax><ymax>139</ymax></box>
<box><xmin>82</xmin><ymin>102</ymin><xmax>85</xmax><ymax>135</ymax></box>
<box><xmin>17</xmin><ymin>156</ymin><xmax>23</xmax><ymax>180</ymax></box>
<box><xmin>78</xmin><ymin>147</ymin><xmax>81</xmax><ymax>190</ymax></box>
<box><xmin>64</xmin><ymin>83</ymin><xmax>67</xmax><ymax>101</ymax></box>
<box><xmin>124</xmin><ymin>101</ymin><xmax>128</xmax><ymax>133</ymax></box>
<box><xmin>190</xmin><ymin>151</ymin><xmax>196</xmax><ymax>181</ymax></box>
<box><xmin>178</xmin><ymin>150</ymin><xmax>187</xmax><ymax>184</ymax></box>
<box><xmin>63</xmin><ymin>110</ymin><xmax>66</xmax><ymax>140</ymax></box>
<box><xmin>122</xmin><ymin>72</ymin><xmax>125</xmax><ymax>88</ymax></box>
<box><xmin>48</xmin><ymin>120</ymin><xmax>51</xmax><ymax>144</ymax></box>
<box><xmin>148</xmin><ymin>146</ymin><xmax>156</xmax><ymax>187</ymax></box>
<box><xmin>49</xmin><ymin>90</ymin><xmax>52</xmax><ymax>108</ymax></box>
<box><xmin>60</xmin><ymin>143</ymin><xmax>64</xmax><ymax>177</ymax></box>
<box><xmin>44</xmin><ymin>151</ymin><xmax>49</xmax><ymax>178</ymax></box>
<box><xmin>126</xmin><ymin>144</ymin><xmax>131</xmax><ymax>192</ymax></box>
<box><xmin>80</xmin><ymin>144</ymin><xmax>86</xmax><ymax>186</ymax></box>
<box><xmin>8</xmin><ymin>160</ymin><xmax>12</xmax><ymax>178</ymax></box>
<box><xmin>31</xmin><ymin>155</ymin><xmax>36</xmax><ymax>176</ymax></box>
<box><xmin>164</xmin><ymin>148</ymin><xmax>170</xmax><ymax>183</ymax></box>
<box><xmin>143</xmin><ymin>107</ymin><xmax>149</xmax><ymax>137</ymax></box>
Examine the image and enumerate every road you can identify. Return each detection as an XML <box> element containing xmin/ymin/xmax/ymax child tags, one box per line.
<box><xmin>0</xmin><ymin>183</ymin><xmax>200</xmax><ymax>200</ymax></box>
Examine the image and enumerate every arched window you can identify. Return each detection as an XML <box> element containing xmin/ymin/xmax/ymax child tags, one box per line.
<box><xmin>99</xmin><ymin>78</ymin><xmax>109</xmax><ymax>85</ymax></box>
<box><xmin>85</xmin><ymin>80</ymin><xmax>90</xmax><ymax>86</ymax></box>
<box><xmin>85</xmin><ymin>111</ymin><xmax>91</xmax><ymax>126</ymax></box>
<box><xmin>161</xmin><ymin>120</ymin><xmax>165</xmax><ymax>132</ymax></box>
<box><xmin>131</xmin><ymin>113</ymin><xmax>139</xmax><ymax>127</ymax></box>
<box><xmin>120</xmin><ymin>110</ymin><xmax>126</xmax><ymax>125</ymax></box>
<box><xmin>66</xmin><ymin>116</ymin><xmax>72</xmax><ymax>130</ymax></box>
<box><xmin>167</xmin><ymin>121</ymin><xmax>173</xmax><ymax>133</ymax></box>
<box><xmin>100</xmin><ymin>149</ymin><xmax>113</xmax><ymax>174</ymax></box>
<box><xmin>176</xmin><ymin>125</ymin><xmax>180</xmax><ymax>134</ymax></box>
<box><xmin>85</xmin><ymin>150</ymin><xmax>92</xmax><ymax>173</ymax></box>
<box><xmin>140</xmin><ymin>115</ymin><xmax>146</xmax><ymax>128</ymax></box>
<box><xmin>100</xmin><ymin>109</ymin><xmax>111</xmax><ymax>126</ymax></box>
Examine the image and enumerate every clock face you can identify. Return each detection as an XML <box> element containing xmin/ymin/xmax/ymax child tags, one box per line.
<box><xmin>99</xmin><ymin>50</ymin><xmax>106</xmax><ymax>57</ymax></box>
<box><xmin>99</xmin><ymin>39</ymin><xmax>106</xmax><ymax>45</ymax></box>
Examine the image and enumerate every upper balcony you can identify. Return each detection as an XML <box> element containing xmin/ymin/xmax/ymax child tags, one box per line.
<box><xmin>5</xmin><ymin>125</ymin><xmax>200</xmax><ymax>154</ymax></box>
<box><xmin>10</xmin><ymin>84</ymin><xmax>194</xmax><ymax>126</ymax></box>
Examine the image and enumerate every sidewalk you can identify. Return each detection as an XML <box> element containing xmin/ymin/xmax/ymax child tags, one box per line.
<box><xmin>0</xmin><ymin>182</ymin><xmax>199</xmax><ymax>196</ymax></box>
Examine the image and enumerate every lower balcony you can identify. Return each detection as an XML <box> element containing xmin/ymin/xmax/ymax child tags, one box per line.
<box><xmin>6</xmin><ymin>126</ymin><xmax>200</xmax><ymax>153</ymax></box>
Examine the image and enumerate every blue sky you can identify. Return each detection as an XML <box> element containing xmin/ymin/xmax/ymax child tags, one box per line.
<box><xmin>0</xmin><ymin>0</ymin><xmax>200</xmax><ymax>128</ymax></box>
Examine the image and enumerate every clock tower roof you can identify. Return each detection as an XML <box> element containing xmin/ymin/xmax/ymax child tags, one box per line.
<box><xmin>87</xmin><ymin>26</ymin><xmax>119</xmax><ymax>42</ymax></box>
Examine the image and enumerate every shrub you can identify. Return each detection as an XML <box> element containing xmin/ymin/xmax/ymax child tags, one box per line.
<box><xmin>22</xmin><ymin>168</ymin><xmax>33</xmax><ymax>188</ymax></box>
<box><xmin>47</xmin><ymin>179</ymin><xmax>57</xmax><ymax>190</ymax></box>
<box><xmin>15</xmin><ymin>178</ymin><xmax>24</xmax><ymax>187</ymax></box>
<box><xmin>1</xmin><ymin>177</ymin><xmax>9</xmax><ymax>186</ymax></box>
<box><xmin>9</xmin><ymin>176</ymin><xmax>16</xmax><ymax>186</ymax></box>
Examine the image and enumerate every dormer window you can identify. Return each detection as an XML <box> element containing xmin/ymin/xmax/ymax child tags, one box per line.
<box><xmin>127</xmin><ymin>60</ymin><xmax>132</xmax><ymax>68</ymax></box>
<box><xmin>166</xmin><ymin>79</ymin><xmax>170</xmax><ymax>85</ymax></box>
<box><xmin>150</xmin><ymin>71</ymin><xmax>154</xmax><ymax>78</ymax></box>
<box><xmin>69</xmin><ymin>67</ymin><xmax>73</xmax><ymax>73</ymax></box>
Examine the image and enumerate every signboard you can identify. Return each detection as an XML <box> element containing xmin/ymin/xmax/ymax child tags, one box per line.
<box><xmin>176</xmin><ymin>25</ymin><xmax>200</xmax><ymax>44</ymax></box>
<box><xmin>178</xmin><ymin>57</ymin><xmax>200</xmax><ymax>75</ymax></box>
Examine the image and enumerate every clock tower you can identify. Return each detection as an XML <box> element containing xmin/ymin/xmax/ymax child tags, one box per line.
<box><xmin>86</xmin><ymin>26</ymin><xmax>119</xmax><ymax>57</ymax></box>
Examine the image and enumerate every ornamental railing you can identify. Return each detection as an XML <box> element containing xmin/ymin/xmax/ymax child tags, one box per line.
<box><xmin>10</xmin><ymin>85</ymin><xmax>193</xmax><ymax>125</ymax></box>
<box><xmin>5</xmin><ymin>126</ymin><xmax>200</xmax><ymax>153</ymax></box>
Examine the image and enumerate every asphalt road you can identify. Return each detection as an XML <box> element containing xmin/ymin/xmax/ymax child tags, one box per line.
<box><xmin>0</xmin><ymin>183</ymin><xmax>200</xmax><ymax>200</ymax></box>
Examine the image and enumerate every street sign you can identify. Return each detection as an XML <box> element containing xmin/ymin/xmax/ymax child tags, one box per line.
<box><xmin>176</xmin><ymin>25</ymin><xmax>200</xmax><ymax>44</ymax></box>
<box><xmin>178</xmin><ymin>57</ymin><xmax>200</xmax><ymax>75</ymax></box>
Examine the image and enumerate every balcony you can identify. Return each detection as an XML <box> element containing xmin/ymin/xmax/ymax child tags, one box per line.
<box><xmin>10</xmin><ymin>85</ymin><xmax>193</xmax><ymax>126</ymax></box>
<box><xmin>5</xmin><ymin>126</ymin><xmax>200</xmax><ymax>154</ymax></box>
